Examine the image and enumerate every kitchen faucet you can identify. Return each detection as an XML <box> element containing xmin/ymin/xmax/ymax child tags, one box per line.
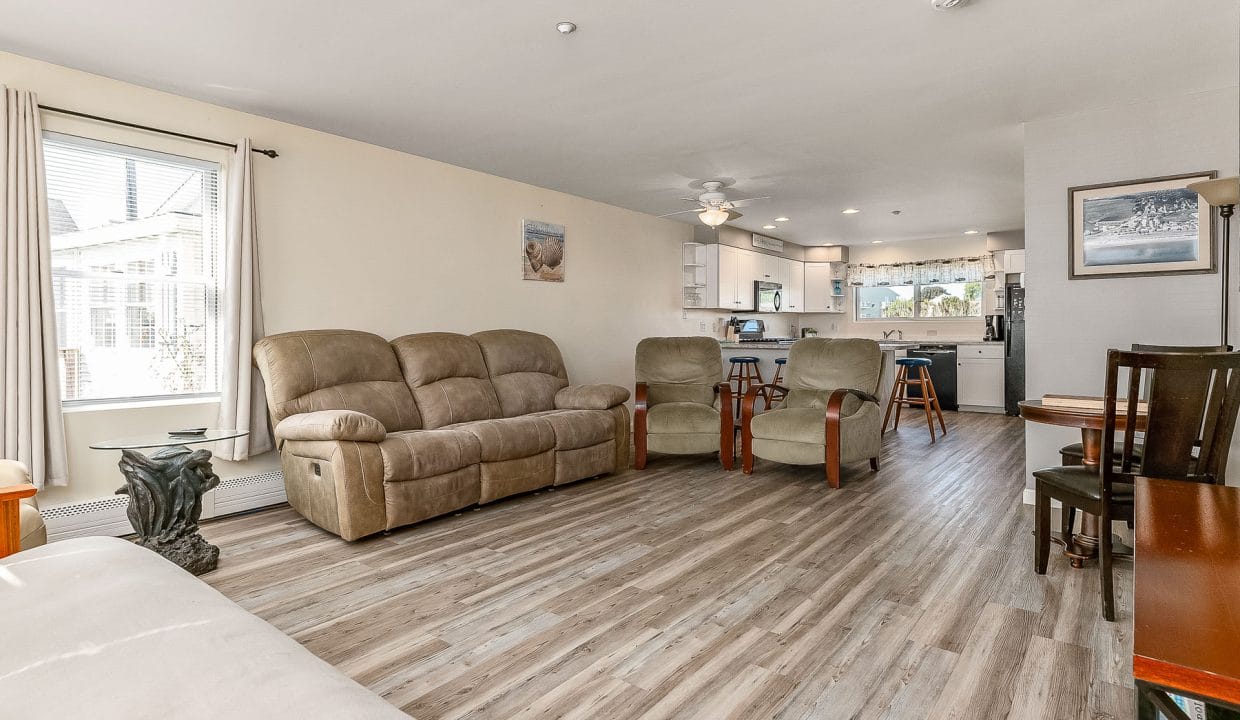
<box><xmin>881</xmin><ymin>329</ymin><xmax>904</xmax><ymax>341</ymax></box>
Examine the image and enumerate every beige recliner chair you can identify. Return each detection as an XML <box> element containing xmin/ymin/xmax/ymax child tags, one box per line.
<box><xmin>633</xmin><ymin>337</ymin><xmax>734</xmax><ymax>470</ymax></box>
<box><xmin>0</xmin><ymin>459</ymin><xmax>46</xmax><ymax>557</ymax></box>
<box><xmin>741</xmin><ymin>338</ymin><xmax>883</xmax><ymax>488</ymax></box>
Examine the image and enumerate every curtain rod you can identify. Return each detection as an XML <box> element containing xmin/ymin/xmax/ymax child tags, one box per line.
<box><xmin>39</xmin><ymin>105</ymin><xmax>279</xmax><ymax>158</ymax></box>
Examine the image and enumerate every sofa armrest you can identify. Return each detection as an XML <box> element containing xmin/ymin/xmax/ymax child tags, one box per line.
<box><xmin>275</xmin><ymin>410</ymin><xmax>387</xmax><ymax>443</ymax></box>
<box><xmin>555</xmin><ymin>383</ymin><xmax>631</xmax><ymax>410</ymax></box>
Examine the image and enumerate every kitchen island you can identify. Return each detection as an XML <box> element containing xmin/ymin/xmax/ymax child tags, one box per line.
<box><xmin>719</xmin><ymin>340</ymin><xmax>915</xmax><ymax>419</ymax></box>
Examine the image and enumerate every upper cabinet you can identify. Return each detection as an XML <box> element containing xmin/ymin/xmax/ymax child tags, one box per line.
<box><xmin>704</xmin><ymin>243</ymin><xmax>755</xmax><ymax>311</ymax></box>
<box><xmin>780</xmin><ymin>257</ymin><xmax>804</xmax><ymax>312</ymax></box>
<box><xmin>686</xmin><ymin>242</ymin><xmax>804</xmax><ymax>312</ymax></box>
<box><xmin>803</xmin><ymin>262</ymin><xmax>847</xmax><ymax>313</ymax></box>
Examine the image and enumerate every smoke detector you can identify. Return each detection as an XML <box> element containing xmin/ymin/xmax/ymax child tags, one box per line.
<box><xmin>930</xmin><ymin>0</ymin><xmax>969</xmax><ymax>10</ymax></box>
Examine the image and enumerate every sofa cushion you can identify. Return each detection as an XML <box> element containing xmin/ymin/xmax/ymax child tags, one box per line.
<box><xmin>647</xmin><ymin>402</ymin><xmax>721</xmax><ymax>435</ymax></box>
<box><xmin>554</xmin><ymin>384</ymin><xmax>630</xmax><ymax>410</ymax></box>
<box><xmin>473</xmin><ymin>330</ymin><xmax>569</xmax><ymax>417</ymax></box>
<box><xmin>449</xmin><ymin>416</ymin><xmax>556</xmax><ymax>462</ymax></box>
<box><xmin>254</xmin><ymin>329</ymin><xmax>421</xmax><ymax>431</ymax></box>
<box><xmin>533</xmin><ymin>409</ymin><xmax>617</xmax><ymax>451</ymax></box>
<box><xmin>380</xmin><ymin>429</ymin><xmax>481</xmax><ymax>481</ymax></box>
<box><xmin>391</xmin><ymin>332</ymin><xmax>502</xmax><ymax>429</ymax></box>
<box><xmin>276</xmin><ymin>410</ymin><xmax>388</xmax><ymax>443</ymax></box>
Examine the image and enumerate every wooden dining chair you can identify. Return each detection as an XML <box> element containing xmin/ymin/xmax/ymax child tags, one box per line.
<box><xmin>1034</xmin><ymin>349</ymin><xmax>1240</xmax><ymax>621</ymax></box>
<box><xmin>1058</xmin><ymin>342</ymin><xmax>1232</xmax><ymax>466</ymax></box>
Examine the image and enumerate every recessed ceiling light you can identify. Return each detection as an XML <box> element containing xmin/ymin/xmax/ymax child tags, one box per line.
<box><xmin>872</xmin><ymin>240</ymin><xmax>884</xmax><ymax>244</ymax></box>
<box><xmin>842</xmin><ymin>208</ymin><xmax>860</xmax><ymax>215</ymax></box>
<box><xmin>964</xmin><ymin>229</ymin><xmax>980</xmax><ymax>235</ymax></box>
<box><xmin>763</xmin><ymin>225</ymin><xmax>777</xmax><ymax>230</ymax></box>
<box><xmin>556</xmin><ymin>21</ymin><xmax>577</xmax><ymax>34</ymax></box>
<box><xmin>774</xmin><ymin>217</ymin><xmax>789</xmax><ymax>222</ymax></box>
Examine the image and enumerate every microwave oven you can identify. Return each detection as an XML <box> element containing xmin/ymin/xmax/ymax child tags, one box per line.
<box><xmin>755</xmin><ymin>281</ymin><xmax>782</xmax><ymax>313</ymax></box>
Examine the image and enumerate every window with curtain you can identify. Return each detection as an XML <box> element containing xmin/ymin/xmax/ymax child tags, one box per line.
<box><xmin>850</xmin><ymin>256</ymin><xmax>990</xmax><ymax>321</ymax></box>
<box><xmin>42</xmin><ymin>132</ymin><xmax>224</xmax><ymax>403</ymax></box>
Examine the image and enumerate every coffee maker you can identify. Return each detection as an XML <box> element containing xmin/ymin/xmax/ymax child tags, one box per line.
<box><xmin>984</xmin><ymin>314</ymin><xmax>1004</xmax><ymax>341</ymax></box>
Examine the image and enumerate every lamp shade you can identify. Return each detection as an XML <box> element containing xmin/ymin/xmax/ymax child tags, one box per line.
<box><xmin>698</xmin><ymin>208</ymin><xmax>741</xmax><ymax>227</ymax></box>
<box><xmin>1188</xmin><ymin>176</ymin><xmax>1240</xmax><ymax>207</ymax></box>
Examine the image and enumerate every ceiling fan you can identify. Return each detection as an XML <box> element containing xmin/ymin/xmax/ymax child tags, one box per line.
<box><xmin>658</xmin><ymin>180</ymin><xmax>771</xmax><ymax>227</ymax></box>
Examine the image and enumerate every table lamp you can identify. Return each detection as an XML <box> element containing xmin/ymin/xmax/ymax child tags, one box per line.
<box><xmin>1188</xmin><ymin>176</ymin><xmax>1240</xmax><ymax>346</ymax></box>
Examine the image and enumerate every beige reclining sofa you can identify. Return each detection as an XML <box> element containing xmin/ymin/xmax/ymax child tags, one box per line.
<box><xmin>253</xmin><ymin>329</ymin><xmax>630</xmax><ymax>540</ymax></box>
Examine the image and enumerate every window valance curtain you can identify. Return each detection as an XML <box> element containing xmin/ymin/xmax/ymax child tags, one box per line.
<box><xmin>846</xmin><ymin>254</ymin><xmax>996</xmax><ymax>287</ymax></box>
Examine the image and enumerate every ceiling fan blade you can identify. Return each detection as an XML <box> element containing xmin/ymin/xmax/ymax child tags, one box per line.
<box><xmin>657</xmin><ymin>208</ymin><xmax>706</xmax><ymax>218</ymax></box>
<box><xmin>727</xmin><ymin>196</ymin><xmax>773</xmax><ymax>208</ymax></box>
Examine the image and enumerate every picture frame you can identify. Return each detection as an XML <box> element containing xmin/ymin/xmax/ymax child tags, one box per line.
<box><xmin>522</xmin><ymin>219</ymin><xmax>565</xmax><ymax>282</ymax></box>
<box><xmin>1068</xmin><ymin>171</ymin><xmax>1216</xmax><ymax>280</ymax></box>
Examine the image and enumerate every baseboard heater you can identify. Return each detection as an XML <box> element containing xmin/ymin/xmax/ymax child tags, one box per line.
<box><xmin>42</xmin><ymin>470</ymin><xmax>286</xmax><ymax>543</ymax></box>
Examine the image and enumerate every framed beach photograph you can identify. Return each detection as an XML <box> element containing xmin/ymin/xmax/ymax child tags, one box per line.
<box><xmin>522</xmin><ymin>219</ymin><xmax>565</xmax><ymax>282</ymax></box>
<box><xmin>1068</xmin><ymin>172</ymin><xmax>1216</xmax><ymax>280</ymax></box>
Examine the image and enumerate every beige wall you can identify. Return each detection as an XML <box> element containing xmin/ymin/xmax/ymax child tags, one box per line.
<box><xmin>1</xmin><ymin>51</ymin><xmax>696</xmax><ymax>505</ymax></box>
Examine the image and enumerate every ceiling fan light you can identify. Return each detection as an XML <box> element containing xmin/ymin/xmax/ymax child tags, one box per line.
<box><xmin>699</xmin><ymin>208</ymin><xmax>732</xmax><ymax>227</ymax></box>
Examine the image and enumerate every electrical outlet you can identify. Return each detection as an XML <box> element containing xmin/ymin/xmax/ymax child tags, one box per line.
<box><xmin>682</xmin><ymin>310</ymin><xmax>688</xmax><ymax>320</ymax></box>
<box><xmin>830</xmin><ymin>322</ymin><xmax>838</xmax><ymax>332</ymax></box>
<box><xmin>699</xmin><ymin>321</ymin><xmax>707</xmax><ymax>332</ymax></box>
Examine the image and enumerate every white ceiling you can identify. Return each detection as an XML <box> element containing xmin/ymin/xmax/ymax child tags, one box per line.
<box><xmin>1</xmin><ymin>1</ymin><xmax>1236</xmax><ymax>245</ymax></box>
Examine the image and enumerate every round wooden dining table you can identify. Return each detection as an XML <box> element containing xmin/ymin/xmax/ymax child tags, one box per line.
<box><xmin>1017</xmin><ymin>399</ymin><xmax>1146</xmax><ymax>569</ymax></box>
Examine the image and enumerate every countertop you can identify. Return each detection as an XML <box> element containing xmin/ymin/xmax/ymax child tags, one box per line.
<box><xmin>718</xmin><ymin>338</ymin><xmax>1000</xmax><ymax>350</ymax></box>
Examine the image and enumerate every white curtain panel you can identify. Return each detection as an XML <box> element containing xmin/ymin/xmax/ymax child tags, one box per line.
<box><xmin>0</xmin><ymin>86</ymin><xmax>68</xmax><ymax>487</ymax></box>
<box><xmin>215</xmin><ymin>139</ymin><xmax>273</xmax><ymax>460</ymax></box>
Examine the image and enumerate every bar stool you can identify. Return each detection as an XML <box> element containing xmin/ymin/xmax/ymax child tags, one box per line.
<box><xmin>882</xmin><ymin>356</ymin><xmax>948</xmax><ymax>442</ymax></box>
<box><xmin>727</xmin><ymin>356</ymin><xmax>764</xmax><ymax>416</ymax></box>
<box><xmin>765</xmin><ymin>357</ymin><xmax>789</xmax><ymax>405</ymax></box>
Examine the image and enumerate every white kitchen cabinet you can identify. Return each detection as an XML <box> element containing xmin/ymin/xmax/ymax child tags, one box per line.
<box><xmin>957</xmin><ymin>344</ymin><xmax>1005</xmax><ymax>410</ymax></box>
<box><xmin>781</xmin><ymin>258</ymin><xmax>804</xmax><ymax>312</ymax></box>
<box><xmin>803</xmin><ymin>262</ymin><xmax>847</xmax><ymax>313</ymax></box>
<box><xmin>705</xmin><ymin>244</ymin><xmax>755</xmax><ymax>311</ymax></box>
<box><xmin>757</xmin><ymin>254</ymin><xmax>781</xmax><ymax>283</ymax></box>
<box><xmin>1005</xmin><ymin>250</ymin><xmax>1026</xmax><ymax>274</ymax></box>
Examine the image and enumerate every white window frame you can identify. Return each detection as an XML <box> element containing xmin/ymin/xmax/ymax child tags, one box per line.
<box><xmin>853</xmin><ymin>282</ymin><xmax>984</xmax><ymax>322</ymax></box>
<box><xmin>41</xmin><ymin>115</ymin><xmax>230</xmax><ymax>408</ymax></box>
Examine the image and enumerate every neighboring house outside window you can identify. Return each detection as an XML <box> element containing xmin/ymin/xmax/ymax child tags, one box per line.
<box><xmin>43</xmin><ymin>131</ymin><xmax>224</xmax><ymax>403</ymax></box>
<box><xmin>855</xmin><ymin>281</ymin><xmax>982</xmax><ymax>320</ymax></box>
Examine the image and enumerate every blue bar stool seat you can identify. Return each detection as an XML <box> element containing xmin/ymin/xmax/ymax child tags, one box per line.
<box><xmin>883</xmin><ymin>356</ymin><xmax>947</xmax><ymax>441</ymax></box>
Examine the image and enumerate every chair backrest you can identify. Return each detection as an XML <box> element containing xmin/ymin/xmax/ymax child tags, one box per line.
<box><xmin>472</xmin><ymin>330</ymin><xmax>570</xmax><ymax>417</ymax></box>
<box><xmin>391</xmin><ymin>332</ymin><xmax>502</xmax><ymax>429</ymax></box>
<box><xmin>783</xmin><ymin>338</ymin><xmax>882</xmax><ymax>409</ymax></box>
<box><xmin>253</xmin><ymin>329</ymin><xmax>422</xmax><ymax>431</ymax></box>
<box><xmin>1103</xmin><ymin>349</ymin><xmax>1240</xmax><ymax>492</ymax></box>
<box><xmin>635</xmin><ymin>337</ymin><xmax>721</xmax><ymax>407</ymax></box>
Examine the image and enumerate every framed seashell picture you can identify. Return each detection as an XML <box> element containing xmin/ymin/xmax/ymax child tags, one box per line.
<box><xmin>522</xmin><ymin>219</ymin><xmax>565</xmax><ymax>282</ymax></box>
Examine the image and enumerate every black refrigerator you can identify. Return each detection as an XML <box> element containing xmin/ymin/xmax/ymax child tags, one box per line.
<box><xmin>1004</xmin><ymin>285</ymin><xmax>1026</xmax><ymax>415</ymax></box>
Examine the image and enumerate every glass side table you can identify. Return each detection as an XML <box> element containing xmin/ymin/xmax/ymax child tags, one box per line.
<box><xmin>91</xmin><ymin>429</ymin><xmax>247</xmax><ymax>575</ymax></box>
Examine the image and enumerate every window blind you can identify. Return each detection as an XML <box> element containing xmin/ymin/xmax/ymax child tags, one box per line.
<box><xmin>42</xmin><ymin>132</ymin><xmax>223</xmax><ymax>403</ymax></box>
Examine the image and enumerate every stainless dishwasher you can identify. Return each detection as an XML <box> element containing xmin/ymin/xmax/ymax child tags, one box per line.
<box><xmin>904</xmin><ymin>345</ymin><xmax>958</xmax><ymax>411</ymax></box>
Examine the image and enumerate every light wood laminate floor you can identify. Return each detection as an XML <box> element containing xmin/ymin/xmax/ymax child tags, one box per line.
<box><xmin>200</xmin><ymin>412</ymin><xmax>1133</xmax><ymax>719</ymax></box>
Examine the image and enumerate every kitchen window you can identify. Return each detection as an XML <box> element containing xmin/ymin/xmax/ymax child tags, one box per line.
<box><xmin>855</xmin><ymin>282</ymin><xmax>982</xmax><ymax>320</ymax></box>
<box><xmin>43</xmin><ymin>131</ymin><xmax>224</xmax><ymax>404</ymax></box>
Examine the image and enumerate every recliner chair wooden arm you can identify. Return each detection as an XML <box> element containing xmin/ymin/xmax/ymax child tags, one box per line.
<box><xmin>1</xmin><ymin>482</ymin><xmax>38</xmax><ymax>559</ymax></box>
